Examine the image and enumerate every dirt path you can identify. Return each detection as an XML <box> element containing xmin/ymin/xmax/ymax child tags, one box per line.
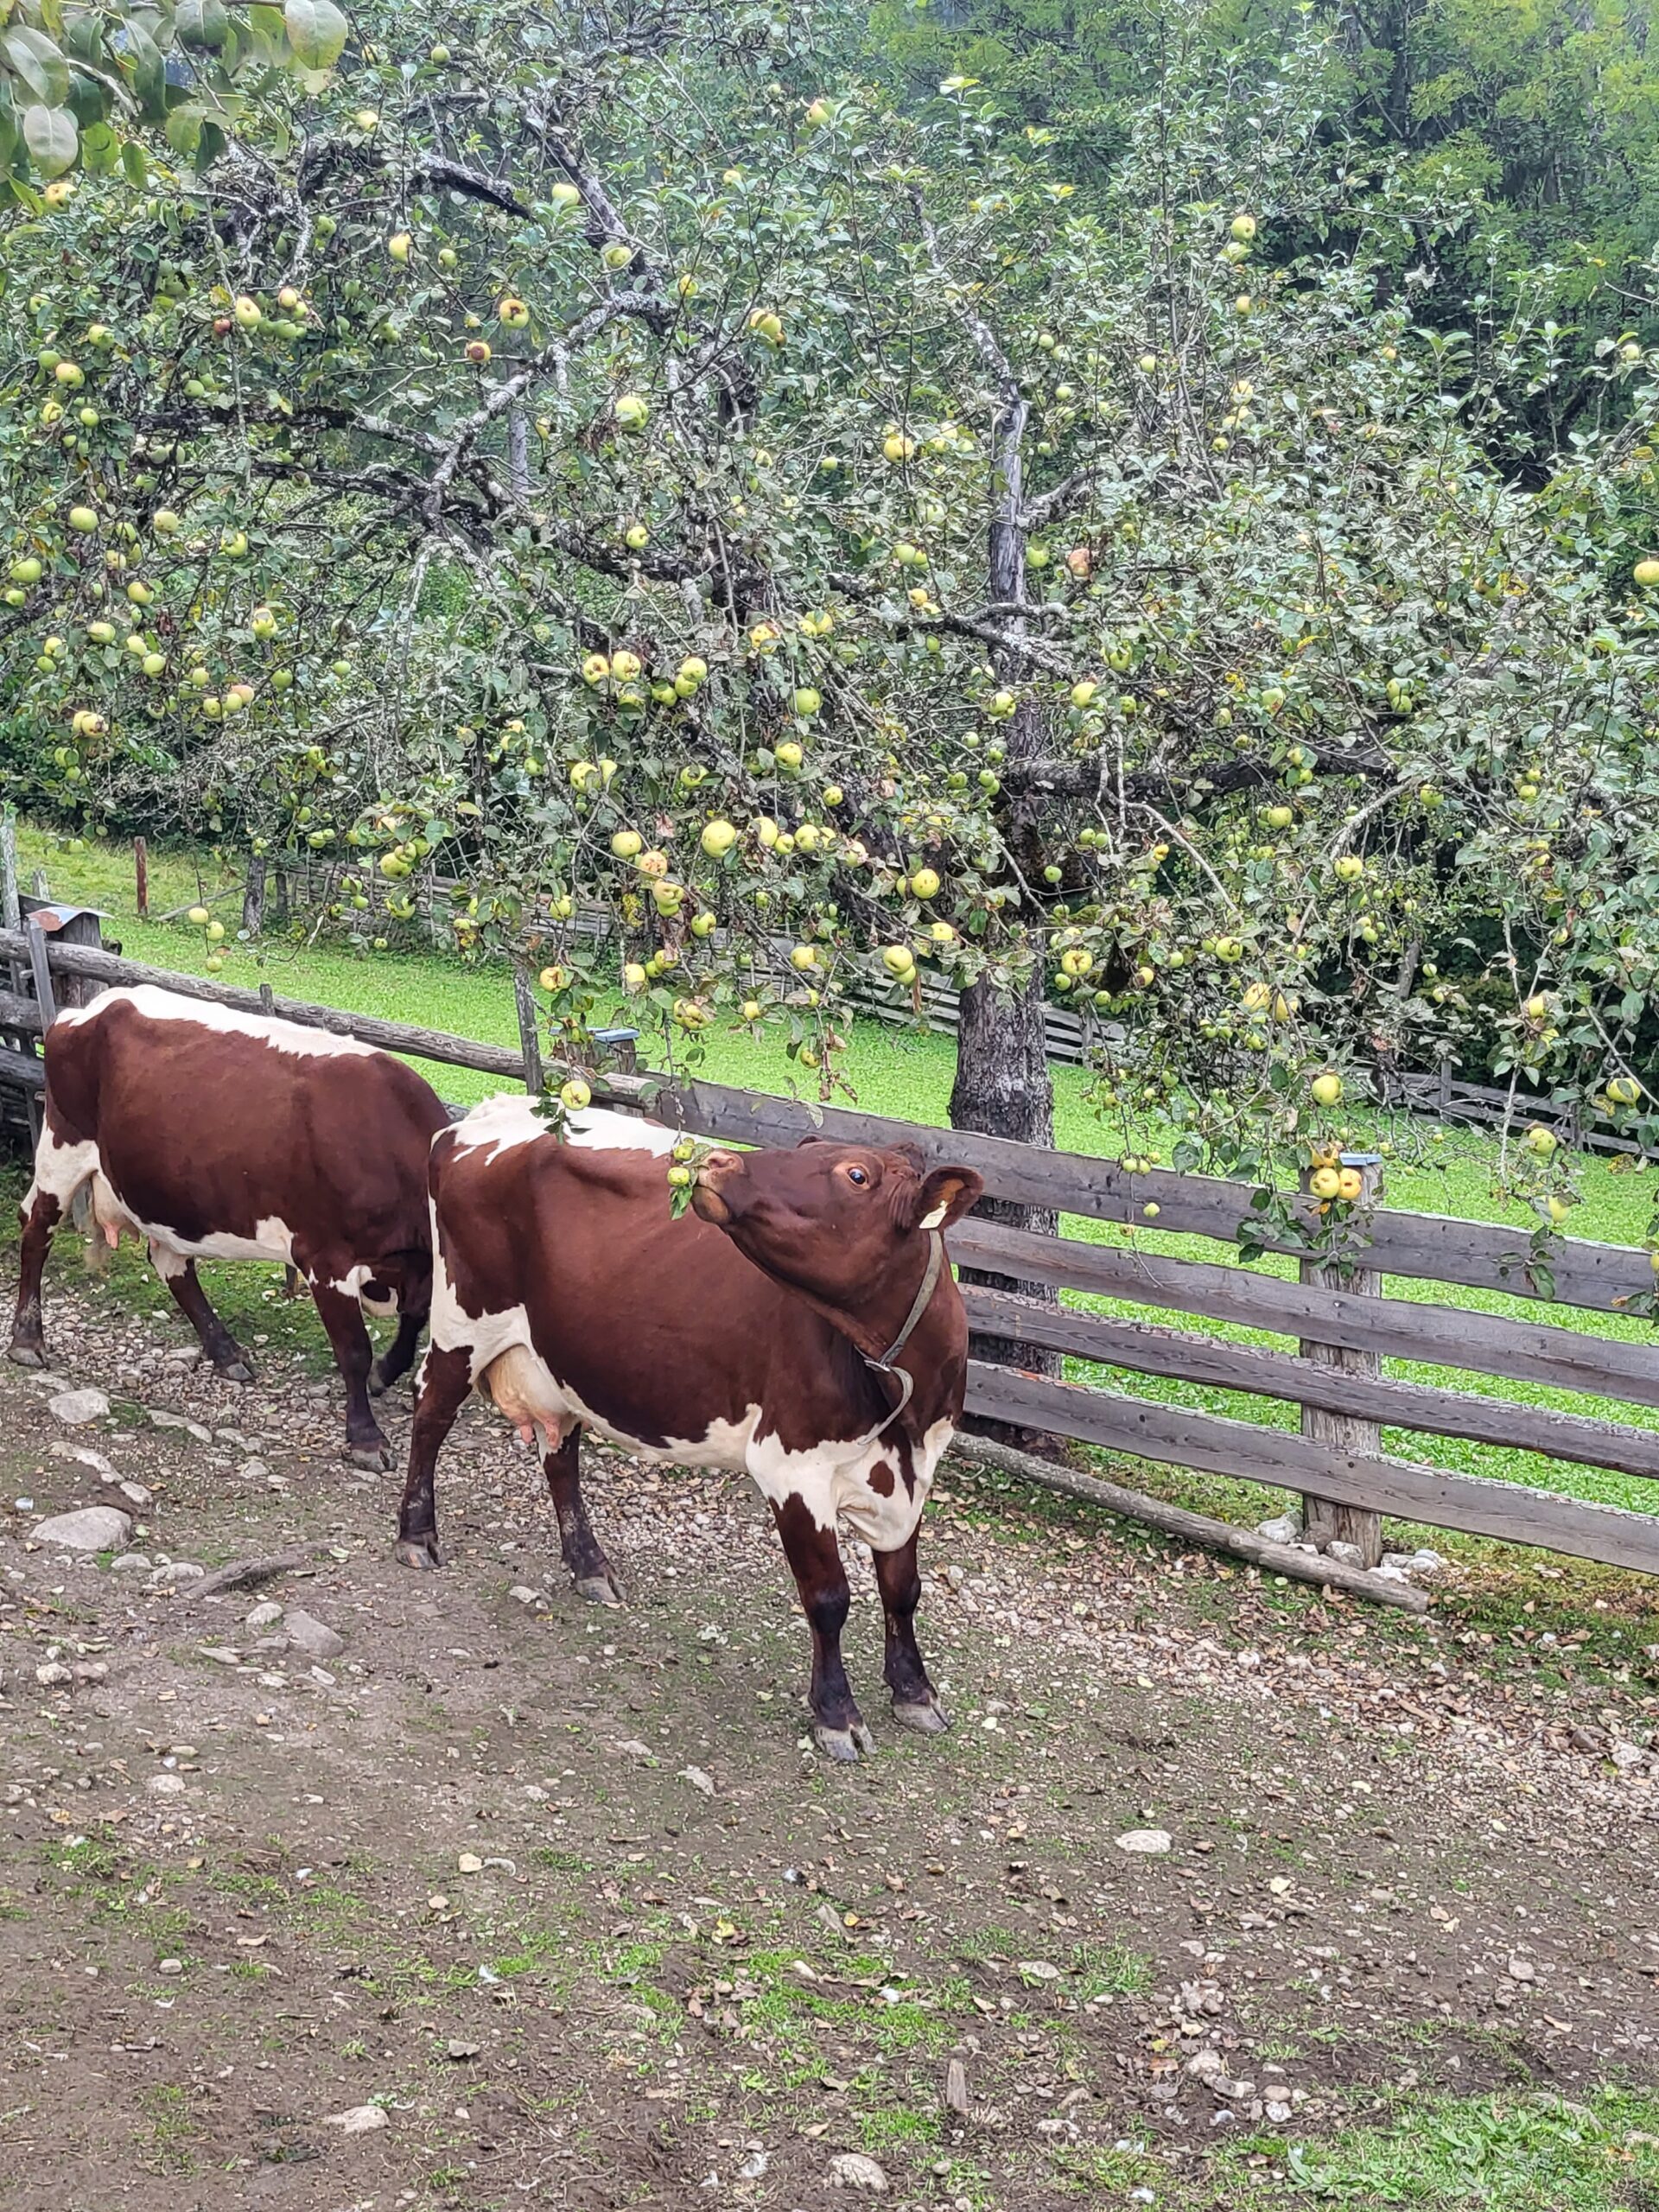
<box><xmin>3</xmin><ymin>1278</ymin><xmax>1659</xmax><ymax>2209</ymax></box>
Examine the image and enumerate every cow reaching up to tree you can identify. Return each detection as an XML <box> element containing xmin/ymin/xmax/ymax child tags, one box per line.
<box><xmin>396</xmin><ymin>1096</ymin><xmax>983</xmax><ymax>1760</ymax></box>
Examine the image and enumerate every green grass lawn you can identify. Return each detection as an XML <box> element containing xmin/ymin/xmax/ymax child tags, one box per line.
<box><xmin>14</xmin><ymin>823</ymin><xmax>1659</xmax><ymax>1585</ymax></box>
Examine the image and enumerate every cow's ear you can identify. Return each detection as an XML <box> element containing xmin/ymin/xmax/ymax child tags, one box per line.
<box><xmin>911</xmin><ymin>1166</ymin><xmax>984</xmax><ymax>1232</ymax></box>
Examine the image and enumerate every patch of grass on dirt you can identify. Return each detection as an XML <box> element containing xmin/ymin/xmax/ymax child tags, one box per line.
<box><xmin>1071</xmin><ymin>1938</ymin><xmax>1154</xmax><ymax>2001</ymax></box>
<box><xmin>137</xmin><ymin>2082</ymin><xmax>199</xmax><ymax>2177</ymax></box>
<box><xmin>1225</xmin><ymin>2087</ymin><xmax>1659</xmax><ymax>2209</ymax></box>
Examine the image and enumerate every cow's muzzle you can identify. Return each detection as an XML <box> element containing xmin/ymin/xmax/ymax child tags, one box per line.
<box><xmin>690</xmin><ymin>1148</ymin><xmax>745</xmax><ymax>1226</ymax></box>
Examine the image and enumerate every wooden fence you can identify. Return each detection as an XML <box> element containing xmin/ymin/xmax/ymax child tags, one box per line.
<box><xmin>4</xmin><ymin>918</ymin><xmax>1659</xmax><ymax>1582</ymax></box>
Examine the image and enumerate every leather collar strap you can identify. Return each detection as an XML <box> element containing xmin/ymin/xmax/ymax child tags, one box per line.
<box><xmin>853</xmin><ymin>1228</ymin><xmax>945</xmax><ymax>1447</ymax></box>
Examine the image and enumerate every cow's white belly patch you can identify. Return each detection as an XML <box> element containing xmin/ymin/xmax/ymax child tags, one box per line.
<box><xmin>432</xmin><ymin>1249</ymin><xmax>950</xmax><ymax>1550</ymax></box>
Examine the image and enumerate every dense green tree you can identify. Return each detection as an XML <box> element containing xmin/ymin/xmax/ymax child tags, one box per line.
<box><xmin>8</xmin><ymin>0</ymin><xmax>1659</xmax><ymax>1282</ymax></box>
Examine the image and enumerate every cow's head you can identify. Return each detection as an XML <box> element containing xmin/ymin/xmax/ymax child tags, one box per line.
<box><xmin>690</xmin><ymin>1139</ymin><xmax>983</xmax><ymax>1339</ymax></box>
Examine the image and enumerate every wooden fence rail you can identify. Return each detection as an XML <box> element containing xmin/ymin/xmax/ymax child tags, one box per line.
<box><xmin>4</xmin><ymin>925</ymin><xmax>1659</xmax><ymax>1580</ymax></box>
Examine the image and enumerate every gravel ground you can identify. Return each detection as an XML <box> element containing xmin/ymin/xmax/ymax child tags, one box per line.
<box><xmin>2</xmin><ymin>1272</ymin><xmax>1658</xmax><ymax>2209</ymax></box>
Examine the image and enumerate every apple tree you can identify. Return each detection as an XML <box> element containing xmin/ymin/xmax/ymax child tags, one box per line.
<box><xmin>7</xmin><ymin>0</ymin><xmax>1659</xmax><ymax>1295</ymax></box>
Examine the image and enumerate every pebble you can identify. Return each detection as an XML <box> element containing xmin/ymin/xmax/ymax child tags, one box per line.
<box><xmin>507</xmin><ymin>1586</ymin><xmax>539</xmax><ymax>1605</ymax></box>
<box><xmin>149</xmin><ymin>1561</ymin><xmax>205</xmax><ymax>1590</ymax></box>
<box><xmin>149</xmin><ymin>1410</ymin><xmax>213</xmax><ymax>1445</ymax></box>
<box><xmin>245</xmin><ymin>1600</ymin><xmax>284</xmax><ymax>1631</ymax></box>
<box><xmin>110</xmin><ymin>1552</ymin><xmax>153</xmax><ymax>1578</ymax></box>
<box><xmin>199</xmin><ymin>1646</ymin><xmax>243</xmax><ymax>1667</ymax></box>
<box><xmin>737</xmin><ymin>2150</ymin><xmax>770</xmax><ymax>2180</ymax></box>
<box><xmin>48</xmin><ymin>1389</ymin><xmax>111</xmax><ymax>1427</ymax></box>
<box><xmin>156</xmin><ymin>1958</ymin><xmax>183</xmax><ymax>1978</ymax></box>
<box><xmin>829</xmin><ymin>2152</ymin><xmax>888</xmax><ymax>2193</ymax></box>
<box><xmin>680</xmin><ymin>1764</ymin><xmax>716</xmax><ymax>1796</ymax></box>
<box><xmin>48</xmin><ymin>1441</ymin><xmax>117</xmax><ymax>1478</ymax></box>
<box><xmin>238</xmin><ymin>1459</ymin><xmax>270</xmax><ymax>1483</ymax></box>
<box><xmin>283</xmin><ymin>1611</ymin><xmax>345</xmax><ymax>1661</ymax></box>
<box><xmin>1115</xmin><ymin>1828</ymin><xmax>1172</xmax><ymax>1855</ymax></box>
<box><xmin>325</xmin><ymin>2105</ymin><xmax>389</xmax><ymax>2135</ymax></box>
<box><xmin>116</xmin><ymin>1480</ymin><xmax>153</xmax><ymax>1509</ymax></box>
<box><xmin>1324</xmin><ymin>1540</ymin><xmax>1366</xmax><ymax>1569</ymax></box>
<box><xmin>35</xmin><ymin>1662</ymin><xmax>73</xmax><ymax>1687</ymax></box>
<box><xmin>32</xmin><ymin>1505</ymin><xmax>131</xmax><ymax>1553</ymax></box>
<box><xmin>447</xmin><ymin>2039</ymin><xmax>480</xmax><ymax>2061</ymax></box>
<box><xmin>1254</xmin><ymin>1514</ymin><xmax>1301</xmax><ymax>1545</ymax></box>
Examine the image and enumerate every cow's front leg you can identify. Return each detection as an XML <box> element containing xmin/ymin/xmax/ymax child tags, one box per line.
<box><xmin>874</xmin><ymin>1528</ymin><xmax>950</xmax><ymax>1735</ymax></box>
<box><xmin>150</xmin><ymin>1249</ymin><xmax>257</xmax><ymax>1382</ymax></box>
<box><xmin>309</xmin><ymin>1278</ymin><xmax>394</xmax><ymax>1469</ymax></box>
<box><xmin>543</xmin><ymin>1428</ymin><xmax>623</xmax><ymax>1605</ymax></box>
<box><xmin>10</xmin><ymin>1183</ymin><xmax>64</xmax><ymax>1368</ymax></box>
<box><xmin>395</xmin><ymin>1343</ymin><xmax>472</xmax><ymax>1569</ymax></box>
<box><xmin>772</xmin><ymin>1497</ymin><xmax>872</xmax><ymax>1762</ymax></box>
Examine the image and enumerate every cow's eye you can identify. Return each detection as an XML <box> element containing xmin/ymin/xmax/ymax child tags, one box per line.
<box><xmin>845</xmin><ymin>1165</ymin><xmax>869</xmax><ymax>1187</ymax></box>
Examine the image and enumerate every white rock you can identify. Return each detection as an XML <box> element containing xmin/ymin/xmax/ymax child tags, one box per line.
<box><xmin>1115</xmin><ymin>1828</ymin><xmax>1172</xmax><ymax>1855</ymax></box>
<box><xmin>508</xmin><ymin>1586</ymin><xmax>539</xmax><ymax>1605</ymax></box>
<box><xmin>35</xmin><ymin>1662</ymin><xmax>73</xmax><ymax>1687</ymax></box>
<box><xmin>157</xmin><ymin>1957</ymin><xmax>184</xmax><ymax>1978</ymax></box>
<box><xmin>33</xmin><ymin>1505</ymin><xmax>131</xmax><ymax>1553</ymax></box>
<box><xmin>1406</xmin><ymin>1548</ymin><xmax>1445</xmax><ymax>1574</ymax></box>
<box><xmin>1019</xmin><ymin>1959</ymin><xmax>1062</xmax><ymax>1981</ymax></box>
<box><xmin>245</xmin><ymin>1600</ymin><xmax>284</xmax><ymax>1631</ymax></box>
<box><xmin>1375</xmin><ymin>1564</ymin><xmax>1411</xmax><ymax>1584</ymax></box>
<box><xmin>1254</xmin><ymin>1514</ymin><xmax>1302</xmax><ymax>1545</ymax></box>
<box><xmin>117</xmin><ymin>1480</ymin><xmax>153</xmax><ymax>1509</ymax></box>
<box><xmin>680</xmin><ymin>1765</ymin><xmax>716</xmax><ymax>1796</ymax></box>
<box><xmin>1324</xmin><ymin>1540</ymin><xmax>1366</xmax><ymax>1568</ymax></box>
<box><xmin>49</xmin><ymin>1441</ymin><xmax>117</xmax><ymax>1478</ymax></box>
<box><xmin>737</xmin><ymin>2150</ymin><xmax>770</xmax><ymax>2180</ymax></box>
<box><xmin>149</xmin><ymin>1561</ymin><xmax>205</xmax><ymax>1590</ymax></box>
<box><xmin>199</xmin><ymin>1646</ymin><xmax>243</xmax><ymax>1667</ymax></box>
<box><xmin>238</xmin><ymin>1459</ymin><xmax>270</xmax><ymax>1483</ymax></box>
<box><xmin>829</xmin><ymin>2152</ymin><xmax>888</xmax><ymax>2193</ymax></box>
<box><xmin>325</xmin><ymin>2104</ymin><xmax>390</xmax><ymax>2135</ymax></box>
<box><xmin>48</xmin><ymin>1389</ymin><xmax>111</xmax><ymax>1427</ymax></box>
<box><xmin>111</xmin><ymin>1552</ymin><xmax>153</xmax><ymax>1578</ymax></box>
<box><xmin>283</xmin><ymin>1611</ymin><xmax>345</xmax><ymax>1661</ymax></box>
<box><xmin>148</xmin><ymin>1773</ymin><xmax>186</xmax><ymax>1796</ymax></box>
<box><xmin>149</xmin><ymin>1410</ymin><xmax>213</xmax><ymax>1445</ymax></box>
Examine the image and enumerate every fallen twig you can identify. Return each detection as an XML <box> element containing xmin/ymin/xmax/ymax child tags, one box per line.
<box><xmin>184</xmin><ymin>1546</ymin><xmax>322</xmax><ymax>1604</ymax></box>
<box><xmin>949</xmin><ymin>1433</ymin><xmax>1431</xmax><ymax>1614</ymax></box>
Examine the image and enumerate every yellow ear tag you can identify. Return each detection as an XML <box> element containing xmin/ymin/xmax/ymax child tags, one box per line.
<box><xmin>918</xmin><ymin>1203</ymin><xmax>948</xmax><ymax>1230</ymax></box>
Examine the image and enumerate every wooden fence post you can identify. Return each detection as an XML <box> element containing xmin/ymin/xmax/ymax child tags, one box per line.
<box><xmin>134</xmin><ymin>836</ymin><xmax>149</xmax><ymax>918</ymax></box>
<box><xmin>1</xmin><ymin>813</ymin><xmax>21</xmax><ymax>936</ymax></box>
<box><xmin>514</xmin><ymin>969</ymin><xmax>543</xmax><ymax>1096</ymax></box>
<box><xmin>1299</xmin><ymin>1151</ymin><xmax>1385</xmax><ymax>1567</ymax></box>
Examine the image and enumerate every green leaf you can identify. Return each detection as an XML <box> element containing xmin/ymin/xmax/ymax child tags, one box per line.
<box><xmin>3</xmin><ymin>26</ymin><xmax>70</xmax><ymax>109</ymax></box>
<box><xmin>79</xmin><ymin>119</ymin><xmax>119</xmax><ymax>175</ymax></box>
<box><xmin>283</xmin><ymin>0</ymin><xmax>349</xmax><ymax>70</ymax></box>
<box><xmin>177</xmin><ymin>0</ymin><xmax>232</xmax><ymax>51</ymax></box>
<box><xmin>120</xmin><ymin>138</ymin><xmax>148</xmax><ymax>188</ymax></box>
<box><xmin>164</xmin><ymin>103</ymin><xmax>203</xmax><ymax>156</ymax></box>
<box><xmin>22</xmin><ymin>103</ymin><xmax>78</xmax><ymax>178</ymax></box>
<box><xmin>196</xmin><ymin>118</ymin><xmax>228</xmax><ymax>171</ymax></box>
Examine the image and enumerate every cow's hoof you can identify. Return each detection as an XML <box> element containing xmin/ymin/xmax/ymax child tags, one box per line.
<box><xmin>7</xmin><ymin>1339</ymin><xmax>46</xmax><ymax>1370</ymax></box>
<box><xmin>575</xmin><ymin>1570</ymin><xmax>625</xmax><ymax>1608</ymax></box>
<box><xmin>814</xmin><ymin>1717</ymin><xmax>876</xmax><ymax>1764</ymax></box>
<box><xmin>217</xmin><ymin>1355</ymin><xmax>257</xmax><ymax>1385</ymax></box>
<box><xmin>348</xmin><ymin>1439</ymin><xmax>395</xmax><ymax>1472</ymax></box>
<box><xmin>366</xmin><ymin>1361</ymin><xmax>396</xmax><ymax>1399</ymax></box>
<box><xmin>393</xmin><ymin>1536</ymin><xmax>442</xmax><ymax>1572</ymax></box>
<box><xmin>892</xmin><ymin>1693</ymin><xmax>951</xmax><ymax>1736</ymax></box>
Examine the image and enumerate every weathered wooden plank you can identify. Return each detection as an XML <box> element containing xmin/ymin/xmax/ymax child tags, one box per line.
<box><xmin>958</xmin><ymin>1286</ymin><xmax>1659</xmax><ymax>1481</ymax></box>
<box><xmin>0</xmin><ymin>988</ymin><xmax>43</xmax><ymax>1035</ymax></box>
<box><xmin>947</xmin><ymin>1219</ymin><xmax>1659</xmax><ymax>1412</ymax></box>
<box><xmin>642</xmin><ymin>1073</ymin><xmax>1655</xmax><ymax>1313</ymax></box>
<box><xmin>0</xmin><ymin>1041</ymin><xmax>45</xmax><ymax>1091</ymax></box>
<box><xmin>0</xmin><ymin>934</ymin><xmax>525</xmax><ymax>1081</ymax></box>
<box><xmin>949</xmin><ymin>1431</ymin><xmax>1429</xmax><ymax>1611</ymax></box>
<box><xmin>962</xmin><ymin>1363</ymin><xmax>1659</xmax><ymax>1573</ymax></box>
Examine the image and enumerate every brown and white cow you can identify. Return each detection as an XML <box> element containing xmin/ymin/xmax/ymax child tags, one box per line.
<box><xmin>395</xmin><ymin>1093</ymin><xmax>983</xmax><ymax>1758</ymax></box>
<box><xmin>9</xmin><ymin>985</ymin><xmax>449</xmax><ymax>1468</ymax></box>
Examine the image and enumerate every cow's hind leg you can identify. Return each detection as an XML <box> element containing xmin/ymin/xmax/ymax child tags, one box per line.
<box><xmin>874</xmin><ymin>1529</ymin><xmax>950</xmax><ymax>1736</ymax></box>
<box><xmin>543</xmin><ymin>1428</ymin><xmax>623</xmax><ymax>1605</ymax></box>
<box><xmin>310</xmin><ymin>1278</ymin><xmax>394</xmax><ymax>1470</ymax></box>
<box><xmin>772</xmin><ymin>1497</ymin><xmax>873</xmax><ymax>1762</ymax></box>
<box><xmin>9</xmin><ymin>1121</ymin><xmax>97</xmax><ymax>1368</ymax></box>
<box><xmin>395</xmin><ymin>1344</ymin><xmax>471</xmax><ymax>1569</ymax></box>
<box><xmin>150</xmin><ymin>1249</ymin><xmax>257</xmax><ymax>1382</ymax></box>
<box><xmin>368</xmin><ymin>1258</ymin><xmax>429</xmax><ymax>1398</ymax></box>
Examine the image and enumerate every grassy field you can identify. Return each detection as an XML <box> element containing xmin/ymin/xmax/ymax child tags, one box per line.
<box><xmin>14</xmin><ymin>823</ymin><xmax>1659</xmax><ymax>1591</ymax></box>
